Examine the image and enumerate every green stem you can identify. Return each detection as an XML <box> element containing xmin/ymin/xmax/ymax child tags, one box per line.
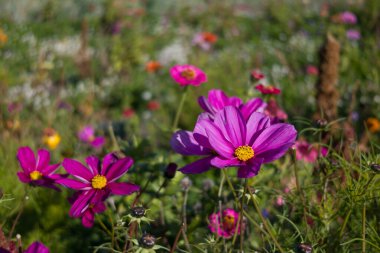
<box><xmin>362</xmin><ymin>203</ymin><xmax>366</xmax><ymax>253</ymax></box>
<box><xmin>172</xmin><ymin>87</ymin><xmax>189</xmax><ymax>131</ymax></box>
<box><xmin>339</xmin><ymin>208</ymin><xmax>352</xmax><ymax>238</ymax></box>
<box><xmin>108</xmin><ymin>123</ymin><xmax>121</xmax><ymax>151</ymax></box>
<box><xmin>96</xmin><ymin>216</ymin><xmax>113</xmax><ymax>238</ymax></box>
<box><xmin>248</xmin><ymin>188</ymin><xmax>285</xmax><ymax>253</ymax></box>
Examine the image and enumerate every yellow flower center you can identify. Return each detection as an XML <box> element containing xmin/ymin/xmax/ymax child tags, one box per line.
<box><xmin>223</xmin><ymin>215</ymin><xmax>235</xmax><ymax>230</ymax></box>
<box><xmin>30</xmin><ymin>170</ymin><xmax>42</xmax><ymax>180</ymax></box>
<box><xmin>91</xmin><ymin>175</ymin><xmax>107</xmax><ymax>189</ymax></box>
<box><xmin>180</xmin><ymin>69</ymin><xmax>196</xmax><ymax>80</ymax></box>
<box><xmin>234</xmin><ymin>145</ymin><xmax>254</xmax><ymax>162</ymax></box>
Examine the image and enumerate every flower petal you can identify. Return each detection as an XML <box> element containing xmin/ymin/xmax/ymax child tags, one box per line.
<box><xmin>17</xmin><ymin>172</ymin><xmax>30</xmax><ymax>183</ymax></box>
<box><xmin>204</xmin><ymin>120</ymin><xmax>234</xmax><ymax>158</ymax></box>
<box><xmin>101</xmin><ymin>153</ymin><xmax>119</xmax><ymax>175</ymax></box>
<box><xmin>245</xmin><ymin>112</ymin><xmax>271</xmax><ymax>145</ymax></box>
<box><xmin>237</xmin><ymin>158</ymin><xmax>264</xmax><ymax>178</ymax></box>
<box><xmin>104</xmin><ymin>157</ymin><xmax>134</xmax><ymax>182</ymax></box>
<box><xmin>82</xmin><ymin>210</ymin><xmax>95</xmax><ymax>228</ymax></box>
<box><xmin>252</xmin><ymin>124</ymin><xmax>297</xmax><ymax>163</ymax></box>
<box><xmin>24</xmin><ymin>242</ymin><xmax>50</xmax><ymax>253</ymax></box>
<box><xmin>240</xmin><ymin>98</ymin><xmax>266</xmax><ymax>120</ymax></box>
<box><xmin>57</xmin><ymin>178</ymin><xmax>91</xmax><ymax>190</ymax></box>
<box><xmin>86</xmin><ymin>156</ymin><xmax>100</xmax><ymax>175</ymax></box>
<box><xmin>210</xmin><ymin>157</ymin><xmax>240</xmax><ymax>168</ymax></box>
<box><xmin>36</xmin><ymin>149</ymin><xmax>50</xmax><ymax>171</ymax></box>
<box><xmin>214</xmin><ymin>106</ymin><xmax>246</xmax><ymax>147</ymax></box>
<box><xmin>108</xmin><ymin>182</ymin><xmax>140</xmax><ymax>195</ymax></box>
<box><xmin>69</xmin><ymin>190</ymin><xmax>95</xmax><ymax>217</ymax></box>
<box><xmin>171</xmin><ymin>130</ymin><xmax>210</xmax><ymax>155</ymax></box>
<box><xmin>17</xmin><ymin>146</ymin><xmax>36</xmax><ymax>173</ymax></box>
<box><xmin>179</xmin><ymin>156</ymin><xmax>213</xmax><ymax>174</ymax></box>
<box><xmin>41</xmin><ymin>163</ymin><xmax>60</xmax><ymax>175</ymax></box>
<box><xmin>62</xmin><ymin>158</ymin><xmax>93</xmax><ymax>182</ymax></box>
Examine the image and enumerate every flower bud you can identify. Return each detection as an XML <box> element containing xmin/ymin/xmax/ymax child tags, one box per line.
<box><xmin>130</xmin><ymin>206</ymin><xmax>146</xmax><ymax>218</ymax></box>
<box><xmin>164</xmin><ymin>163</ymin><xmax>177</xmax><ymax>179</ymax></box>
<box><xmin>139</xmin><ymin>233</ymin><xmax>156</xmax><ymax>249</ymax></box>
<box><xmin>296</xmin><ymin>243</ymin><xmax>312</xmax><ymax>253</ymax></box>
<box><xmin>180</xmin><ymin>177</ymin><xmax>192</xmax><ymax>191</ymax></box>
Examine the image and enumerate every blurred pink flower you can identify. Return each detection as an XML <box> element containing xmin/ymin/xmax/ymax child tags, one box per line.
<box><xmin>209</xmin><ymin>208</ymin><xmax>241</xmax><ymax>238</ymax></box>
<box><xmin>276</xmin><ymin>195</ymin><xmax>285</xmax><ymax>206</ymax></box>
<box><xmin>295</xmin><ymin>140</ymin><xmax>328</xmax><ymax>163</ymax></box>
<box><xmin>339</xmin><ymin>11</ymin><xmax>357</xmax><ymax>24</ymax></box>
<box><xmin>78</xmin><ymin>126</ymin><xmax>105</xmax><ymax>149</ymax></box>
<box><xmin>250</xmin><ymin>69</ymin><xmax>265</xmax><ymax>81</ymax></box>
<box><xmin>346</xmin><ymin>29</ymin><xmax>361</xmax><ymax>41</ymax></box>
<box><xmin>255</xmin><ymin>84</ymin><xmax>281</xmax><ymax>95</ymax></box>
<box><xmin>170</xmin><ymin>65</ymin><xmax>207</xmax><ymax>86</ymax></box>
<box><xmin>306</xmin><ymin>65</ymin><xmax>318</xmax><ymax>76</ymax></box>
<box><xmin>264</xmin><ymin>98</ymin><xmax>288</xmax><ymax>123</ymax></box>
<box><xmin>192</xmin><ymin>32</ymin><xmax>218</xmax><ymax>51</ymax></box>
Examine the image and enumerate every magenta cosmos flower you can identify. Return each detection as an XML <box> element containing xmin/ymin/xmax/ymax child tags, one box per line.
<box><xmin>295</xmin><ymin>140</ymin><xmax>328</xmax><ymax>163</ymax></box>
<box><xmin>16</xmin><ymin>147</ymin><xmax>62</xmax><ymax>190</ymax></box>
<box><xmin>346</xmin><ymin>29</ymin><xmax>361</xmax><ymax>41</ymax></box>
<box><xmin>170</xmin><ymin>65</ymin><xmax>207</xmax><ymax>86</ymax></box>
<box><xmin>78</xmin><ymin>126</ymin><xmax>105</xmax><ymax>149</ymax></box>
<box><xmin>57</xmin><ymin>153</ymin><xmax>140</xmax><ymax>227</ymax></box>
<box><xmin>255</xmin><ymin>84</ymin><xmax>281</xmax><ymax>95</ymax></box>
<box><xmin>172</xmin><ymin>106</ymin><xmax>297</xmax><ymax>178</ymax></box>
<box><xmin>198</xmin><ymin>89</ymin><xmax>266</xmax><ymax>121</ymax></box>
<box><xmin>339</xmin><ymin>11</ymin><xmax>357</xmax><ymax>24</ymax></box>
<box><xmin>209</xmin><ymin>208</ymin><xmax>241</xmax><ymax>239</ymax></box>
<box><xmin>24</xmin><ymin>242</ymin><xmax>50</xmax><ymax>253</ymax></box>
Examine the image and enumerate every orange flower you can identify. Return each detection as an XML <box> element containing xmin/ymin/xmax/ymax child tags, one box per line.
<box><xmin>366</xmin><ymin>118</ymin><xmax>380</xmax><ymax>133</ymax></box>
<box><xmin>145</xmin><ymin>61</ymin><xmax>162</xmax><ymax>73</ymax></box>
<box><xmin>43</xmin><ymin>128</ymin><xmax>61</xmax><ymax>150</ymax></box>
<box><xmin>0</xmin><ymin>28</ymin><xmax>8</xmax><ymax>45</ymax></box>
<box><xmin>202</xmin><ymin>32</ymin><xmax>218</xmax><ymax>43</ymax></box>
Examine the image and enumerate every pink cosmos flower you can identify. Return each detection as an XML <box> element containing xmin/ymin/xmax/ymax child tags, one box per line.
<box><xmin>250</xmin><ymin>69</ymin><xmax>265</xmax><ymax>81</ymax></box>
<box><xmin>255</xmin><ymin>84</ymin><xmax>281</xmax><ymax>95</ymax></box>
<box><xmin>24</xmin><ymin>242</ymin><xmax>50</xmax><ymax>253</ymax></box>
<box><xmin>172</xmin><ymin>106</ymin><xmax>297</xmax><ymax>178</ymax></box>
<box><xmin>208</xmin><ymin>208</ymin><xmax>241</xmax><ymax>238</ymax></box>
<box><xmin>78</xmin><ymin>126</ymin><xmax>105</xmax><ymax>149</ymax></box>
<box><xmin>264</xmin><ymin>98</ymin><xmax>288</xmax><ymax>123</ymax></box>
<box><xmin>306</xmin><ymin>65</ymin><xmax>318</xmax><ymax>76</ymax></box>
<box><xmin>346</xmin><ymin>29</ymin><xmax>361</xmax><ymax>41</ymax></box>
<box><xmin>57</xmin><ymin>153</ymin><xmax>140</xmax><ymax>227</ymax></box>
<box><xmin>16</xmin><ymin>147</ymin><xmax>62</xmax><ymax>191</ymax></box>
<box><xmin>198</xmin><ymin>89</ymin><xmax>266</xmax><ymax>121</ymax></box>
<box><xmin>295</xmin><ymin>140</ymin><xmax>328</xmax><ymax>163</ymax></box>
<box><xmin>339</xmin><ymin>11</ymin><xmax>357</xmax><ymax>24</ymax></box>
<box><xmin>170</xmin><ymin>65</ymin><xmax>207</xmax><ymax>86</ymax></box>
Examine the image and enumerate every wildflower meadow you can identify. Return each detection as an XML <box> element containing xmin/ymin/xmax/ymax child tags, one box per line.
<box><xmin>1</xmin><ymin>0</ymin><xmax>380</xmax><ymax>252</ymax></box>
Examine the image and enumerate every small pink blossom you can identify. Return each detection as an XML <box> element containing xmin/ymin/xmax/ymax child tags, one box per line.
<box><xmin>170</xmin><ymin>65</ymin><xmax>207</xmax><ymax>87</ymax></box>
<box><xmin>295</xmin><ymin>140</ymin><xmax>328</xmax><ymax>163</ymax></box>
<box><xmin>255</xmin><ymin>84</ymin><xmax>281</xmax><ymax>95</ymax></box>
<box><xmin>339</xmin><ymin>11</ymin><xmax>357</xmax><ymax>24</ymax></box>
<box><xmin>346</xmin><ymin>29</ymin><xmax>361</xmax><ymax>41</ymax></box>
<box><xmin>306</xmin><ymin>65</ymin><xmax>318</xmax><ymax>76</ymax></box>
<box><xmin>208</xmin><ymin>209</ymin><xmax>241</xmax><ymax>238</ymax></box>
<box><xmin>276</xmin><ymin>195</ymin><xmax>285</xmax><ymax>206</ymax></box>
<box><xmin>264</xmin><ymin>98</ymin><xmax>288</xmax><ymax>123</ymax></box>
<box><xmin>250</xmin><ymin>69</ymin><xmax>265</xmax><ymax>81</ymax></box>
<box><xmin>78</xmin><ymin>126</ymin><xmax>105</xmax><ymax>149</ymax></box>
<box><xmin>192</xmin><ymin>32</ymin><xmax>218</xmax><ymax>51</ymax></box>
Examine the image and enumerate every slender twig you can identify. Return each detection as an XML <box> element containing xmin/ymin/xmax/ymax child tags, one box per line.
<box><xmin>339</xmin><ymin>208</ymin><xmax>352</xmax><ymax>238</ymax></box>
<box><xmin>172</xmin><ymin>87</ymin><xmax>188</xmax><ymax>131</ymax></box>
<box><xmin>362</xmin><ymin>203</ymin><xmax>366</xmax><ymax>253</ymax></box>
<box><xmin>292</xmin><ymin>152</ymin><xmax>308</xmax><ymax>232</ymax></box>
<box><xmin>8</xmin><ymin>190</ymin><xmax>28</xmax><ymax>240</ymax></box>
<box><xmin>218</xmin><ymin>172</ymin><xmax>227</xmax><ymax>252</ymax></box>
<box><xmin>170</xmin><ymin>223</ymin><xmax>185</xmax><ymax>253</ymax></box>
<box><xmin>247</xmin><ymin>188</ymin><xmax>285</xmax><ymax>253</ymax></box>
<box><xmin>181</xmin><ymin>188</ymin><xmax>192</xmax><ymax>252</ymax></box>
<box><xmin>97</xmin><ymin>216</ymin><xmax>113</xmax><ymax>237</ymax></box>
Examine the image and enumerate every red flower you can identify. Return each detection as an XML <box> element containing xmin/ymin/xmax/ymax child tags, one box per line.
<box><xmin>123</xmin><ymin>108</ymin><xmax>135</xmax><ymax>118</ymax></box>
<box><xmin>145</xmin><ymin>61</ymin><xmax>162</xmax><ymax>73</ymax></box>
<box><xmin>306</xmin><ymin>65</ymin><xmax>318</xmax><ymax>76</ymax></box>
<box><xmin>147</xmin><ymin>101</ymin><xmax>160</xmax><ymax>111</ymax></box>
<box><xmin>255</xmin><ymin>84</ymin><xmax>281</xmax><ymax>95</ymax></box>
<box><xmin>250</xmin><ymin>69</ymin><xmax>265</xmax><ymax>81</ymax></box>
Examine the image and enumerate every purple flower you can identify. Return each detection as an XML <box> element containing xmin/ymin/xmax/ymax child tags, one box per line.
<box><xmin>209</xmin><ymin>208</ymin><xmax>241</xmax><ymax>238</ymax></box>
<box><xmin>16</xmin><ymin>147</ymin><xmax>62</xmax><ymax>191</ymax></box>
<box><xmin>198</xmin><ymin>89</ymin><xmax>266</xmax><ymax>121</ymax></box>
<box><xmin>346</xmin><ymin>29</ymin><xmax>361</xmax><ymax>41</ymax></box>
<box><xmin>339</xmin><ymin>11</ymin><xmax>357</xmax><ymax>24</ymax></box>
<box><xmin>57</xmin><ymin>153</ymin><xmax>140</xmax><ymax>227</ymax></box>
<box><xmin>78</xmin><ymin>126</ymin><xmax>105</xmax><ymax>149</ymax></box>
<box><xmin>24</xmin><ymin>242</ymin><xmax>50</xmax><ymax>253</ymax></box>
<box><xmin>172</xmin><ymin>106</ymin><xmax>297</xmax><ymax>178</ymax></box>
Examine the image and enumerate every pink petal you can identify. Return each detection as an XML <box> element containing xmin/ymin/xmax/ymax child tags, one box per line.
<box><xmin>210</xmin><ymin>157</ymin><xmax>240</xmax><ymax>168</ymax></box>
<box><xmin>237</xmin><ymin>158</ymin><xmax>264</xmax><ymax>178</ymax></box>
<box><xmin>69</xmin><ymin>190</ymin><xmax>95</xmax><ymax>217</ymax></box>
<box><xmin>17</xmin><ymin>146</ymin><xmax>36</xmax><ymax>173</ymax></box>
<box><xmin>213</xmin><ymin>106</ymin><xmax>246</xmax><ymax>147</ymax></box>
<box><xmin>204</xmin><ymin>120</ymin><xmax>234</xmax><ymax>158</ymax></box>
<box><xmin>179</xmin><ymin>156</ymin><xmax>213</xmax><ymax>174</ymax></box>
<box><xmin>17</xmin><ymin>172</ymin><xmax>31</xmax><ymax>183</ymax></box>
<box><xmin>57</xmin><ymin>178</ymin><xmax>91</xmax><ymax>190</ymax></box>
<box><xmin>245</xmin><ymin>112</ymin><xmax>271</xmax><ymax>145</ymax></box>
<box><xmin>171</xmin><ymin>130</ymin><xmax>210</xmax><ymax>156</ymax></box>
<box><xmin>82</xmin><ymin>210</ymin><xmax>95</xmax><ymax>228</ymax></box>
<box><xmin>86</xmin><ymin>156</ymin><xmax>100</xmax><ymax>175</ymax></box>
<box><xmin>24</xmin><ymin>241</ymin><xmax>50</xmax><ymax>253</ymax></box>
<box><xmin>101</xmin><ymin>153</ymin><xmax>119</xmax><ymax>175</ymax></box>
<box><xmin>108</xmin><ymin>182</ymin><xmax>140</xmax><ymax>195</ymax></box>
<box><xmin>104</xmin><ymin>157</ymin><xmax>134</xmax><ymax>182</ymax></box>
<box><xmin>42</xmin><ymin>163</ymin><xmax>60</xmax><ymax>175</ymax></box>
<box><xmin>36</xmin><ymin>149</ymin><xmax>50</xmax><ymax>171</ymax></box>
<box><xmin>62</xmin><ymin>158</ymin><xmax>93</xmax><ymax>182</ymax></box>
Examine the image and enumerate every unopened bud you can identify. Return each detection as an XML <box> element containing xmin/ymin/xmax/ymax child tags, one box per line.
<box><xmin>139</xmin><ymin>233</ymin><xmax>156</xmax><ymax>249</ymax></box>
<box><xmin>130</xmin><ymin>206</ymin><xmax>146</xmax><ymax>218</ymax></box>
<box><xmin>164</xmin><ymin>163</ymin><xmax>177</xmax><ymax>179</ymax></box>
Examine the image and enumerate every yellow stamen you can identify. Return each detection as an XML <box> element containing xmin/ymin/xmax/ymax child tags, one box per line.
<box><xmin>30</xmin><ymin>170</ymin><xmax>43</xmax><ymax>180</ymax></box>
<box><xmin>180</xmin><ymin>69</ymin><xmax>196</xmax><ymax>80</ymax></box>
<box><xmin>223</xmin><ymin>215</ymin><xmax>235</xmax><ymax>230</ymax></box>
<box><xmin>91</xmin><ymin>175</ymin><xmax>107</xmax><ymax>189</ymax></box>
<box><xmin>234</xmin><ymin>145</ymin><xmax>254</xmax><ymax>162</ymax></box>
